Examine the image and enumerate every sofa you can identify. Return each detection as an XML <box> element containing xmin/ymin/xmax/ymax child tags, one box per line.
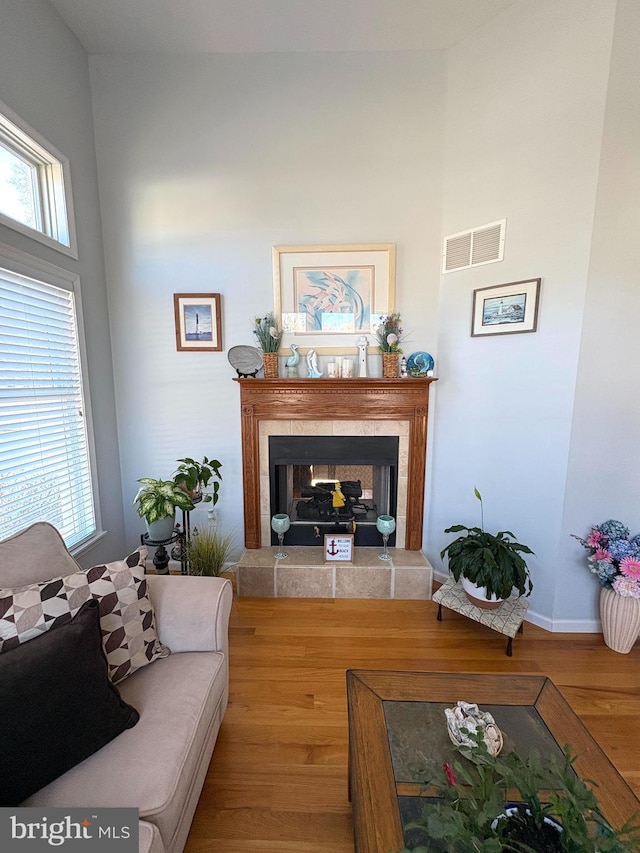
<box><xmin>0</xmin><ymin>522</ymin><xmax>233</xmax><ymax>853</ymax></box>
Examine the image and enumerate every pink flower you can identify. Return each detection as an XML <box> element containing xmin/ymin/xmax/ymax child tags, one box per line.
<box><xmin>613</xmin><ymin>576</ymin><xmax>640</xmax><ymax>599</ymax></box>
<box><xmin>593</xmin><ymin>549</ymin><xmax>612</xmax><ymax>563</ymax></box>
<box><xmin>620</xmin><ymin>557</ymin><xmax>640</xmax><ymax>580</ymax></box>
<box><xmin>587</xmin><ymin>530</ymin><xmax>605</xmax><ymax>547</ymax></box>
<box><xmin>444</xmin><ymin>762</ymin><xmax>456</xmax><ymax>786</ymax></box>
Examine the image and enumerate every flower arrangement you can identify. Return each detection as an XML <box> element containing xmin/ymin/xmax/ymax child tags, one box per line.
<box><xmin>252</xmin><ymin>312</ymin><xmax>283</xmax><ymax>352</ymax></box>
<box><xmin>573</xmin><ymin>520</ymin><xmax>640</xmax><ymax>599</ymax></box>
<box><xmin>374</xmin><ymin>312</ymin><xmax>404</xmax><ymax>353</ymax></box>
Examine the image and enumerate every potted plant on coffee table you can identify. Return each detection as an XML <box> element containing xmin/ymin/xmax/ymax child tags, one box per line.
<box><xmin>134</xmin><ymin>477</ymin><xmax>196</xmax><ymax>542</ymax></box>
<box><xmin>172</xmin><ymin>455</ymin><xmax>222</xmax><ymax>506</ymax></box>
<box><xmin>398</xmin><ymin>734</ymin><xmax>640</xmax><ymax>852</ymax></box>
<box><xmin>440</xmin><ymin>488</ymin><xmax>533</xmax><ymax>608</ymax></box>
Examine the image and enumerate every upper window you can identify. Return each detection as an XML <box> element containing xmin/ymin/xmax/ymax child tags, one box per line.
<box><xmin>0</xmin><ymin>245</ymin><xmax>97</xmax><ymax>550</ymax></box>
<box><xmin>0</xmin><ymin>101</ymin><xmax>77</xmax><ymax>258</ymax></box>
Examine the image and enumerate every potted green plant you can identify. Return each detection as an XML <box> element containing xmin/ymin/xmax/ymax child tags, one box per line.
<box><xmin>186</xmin><ymin>528</ymin><xmax>235</xmax><ymax>577</ymax></box>
<box><xmin>374</xmin><ymin>312</ymin><xmax>404</xmax><ymax>378</ymax></box>
<box><xmin>172</xmin><ymin>455</ymin><xmax>222</xmax><ymax>505</ymax></box>
<box><xmin>252</xmin><ymin>312</ymin><xmax>283</xmax><ymax>378</ymax></box>
<box><xmin>398</xmin><ymin>735</ymin><xmax>640</xmax><ymax>852</ymax></box>
<box><xmin>133</xmin><ymin>477</ymin><xmax>195</xmax><ymax>541</ymax></box>
<box><xmin>440</xmin><ymin>488</ymin><xmax>533</xmax><ymax>607</ymax></box>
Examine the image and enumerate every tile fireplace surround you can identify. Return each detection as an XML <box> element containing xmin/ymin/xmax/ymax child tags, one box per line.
<box><xmin>234</xmin><ymin>377</ymin><xmax>436</xmax><ymax>599</ymax></box>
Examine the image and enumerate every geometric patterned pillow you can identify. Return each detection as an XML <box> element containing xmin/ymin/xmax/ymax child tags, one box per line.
<box><xmin>0</xmin><ymin>546</ymin><xmax>170</xmax><ymax>684</ymax></box>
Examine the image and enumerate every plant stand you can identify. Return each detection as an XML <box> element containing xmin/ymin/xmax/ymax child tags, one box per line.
<box><xmin>433</xmin><ymin>577</ymin><xmax>529</xmax><ymax>656</ymax></box>
<box><xmin>141</xmin><ymin>503</ymin><xmax>199</xmax><ymax>574</ymax></box>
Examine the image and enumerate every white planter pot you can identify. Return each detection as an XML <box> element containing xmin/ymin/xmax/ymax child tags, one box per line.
<box><xmin>461</xmin><ymin>576</ymin><xmax>504</xmax><ymax>610</ymax></box>
<box><xmin>600</xmin><ymin>587</ymin><xmax>640</xmax><ymax>654</ymax></box>
<box><xmin>145</xmin><ymin>514</ymin><xmax>176</xmax><ymax>543</ymax></box>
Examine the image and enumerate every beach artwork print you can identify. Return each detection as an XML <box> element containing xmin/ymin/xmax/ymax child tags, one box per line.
<box><xmin>183</xmin><ymin>304</ymin><xmax>213</xmax><ymax>341</ymax></box>
<box><xmin>481</xmin><ymin>292</ymin><xmax>527</xmax><ymax>327</ymax></box>
<box><xmin>293</xmin><ymin>265</ymin><xmax>374</xmax><ymax>334</ymax></box>
<box><xmin>173</xmin><ymin>293</ymin><xmax>222</xmax><ymax>351</ymax></box>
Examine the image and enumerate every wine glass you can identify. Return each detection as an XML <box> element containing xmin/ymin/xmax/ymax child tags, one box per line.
<box><xmin>271</xmin><ymin>514</ymin><xmax>291</xmax><ymax>558</ymax></box>
<box><xmin>376</xmin><ymin>515</ymin><xmax>396</xmax><ymax>561</ymax></box>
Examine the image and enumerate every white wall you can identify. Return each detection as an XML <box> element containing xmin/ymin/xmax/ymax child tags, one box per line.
<box><xmin>0</xmin><ymin>0</ymin><xmax>127</xmax><ymax>564</ymax></box>
<box><xmin>88</xmin><ymin>51</ymin><xmax>446</xmax><ymax>550</ymax></box>
<box><xmin>559</xmin><ymin>0</ymin><xmax>640</xmax><ymax>621</ymax></box>
<box><xmin>428</xmin><ymin>0</ymin><xmax>618</xmax><ymax>628</ymax></box>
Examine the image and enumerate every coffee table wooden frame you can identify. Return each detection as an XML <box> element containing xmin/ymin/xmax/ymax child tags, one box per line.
<box><xmin>346</xmin><ymin>670</ymin><xmax>640</xmax><ymax>853</ymax></box>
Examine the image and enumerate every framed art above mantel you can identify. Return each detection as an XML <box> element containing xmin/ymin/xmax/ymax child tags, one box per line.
<box><xmin>272</xmin><ymin>243</ymin><xmax>396</xmax><ymax>353</ymax></box>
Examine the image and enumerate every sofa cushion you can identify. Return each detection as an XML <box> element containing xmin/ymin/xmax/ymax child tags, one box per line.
<box><xmin>23</xmin><ymin>650</ymin><xmax>227</xmax><ymax>850</ymax></box>
<box><xmin>0</xmin><ymin>599</ymin><xmax>139</xmax><ymax>806</ymax></box>
<box><xmin>0</xmin><ymin>546</ymin><xmax>170</xmax><ymax>684</ymax></box>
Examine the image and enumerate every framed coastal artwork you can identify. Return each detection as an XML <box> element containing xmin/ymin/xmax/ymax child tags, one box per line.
<box><xmin>471</xmin><ymin>278</ymin><xmax>541</xmax><ymax>337</ymax></box>
<box><xmin>272</xmin><ymin>243</ymin><xmax>396</xmax><ymax>353</ymax></box>
<box><xmin>173</xmin><ymin>293</ymin><xmax>222</xmax><ymax>351</ymax></box>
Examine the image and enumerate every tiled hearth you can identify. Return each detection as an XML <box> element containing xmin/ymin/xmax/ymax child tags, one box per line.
<box><xmin>237</xmin><ymin>546</ymin><xmax>433</xmax><ymax>599</ymax></box>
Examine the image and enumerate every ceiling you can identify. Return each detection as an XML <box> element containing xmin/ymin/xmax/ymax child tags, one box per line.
<box><xmin>47</xmin><ymin>0</ymin><xmax>516</xmax><ymax>55</ymax></box>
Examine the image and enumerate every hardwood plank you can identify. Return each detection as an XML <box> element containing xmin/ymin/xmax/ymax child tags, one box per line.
<box><xmin>184</xmin><ymin>596</ymin><xmax>640</xmax><ymax>852</ymax></box>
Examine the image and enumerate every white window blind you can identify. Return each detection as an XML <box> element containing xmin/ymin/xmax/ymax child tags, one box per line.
<box><xmin>0</xmin><ymin>266</ymin><xmax>96</xmax><ymax>548</ymax></box>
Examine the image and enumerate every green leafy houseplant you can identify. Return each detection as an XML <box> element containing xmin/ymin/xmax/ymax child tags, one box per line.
<box><xmin>172</xmin><ymin>455</ymin><xmax>222</xmax><ymax>505</ymax></box>
<box><xmin>133</xmin><ymin>477</ymin><xmax>195</xmax><ymax>524</ymax></box>
<box><xmin>186</xmin><ymin>528</ymin><xmax>235</xmax><ymax>577</ymax></box>
<box><xmin>252</xmin><ymin>312</ymin><xmax>283</xmax><ymax>353</ymax></box>
<box><xmin>398</xmin><ymin>735</ymin><xmax>640</xmax><ymax>853</ymax></box>
<box><xmin>440</xmin><ymin>488</ymin><xmax>533</xmax><ymax>601</ymax></box>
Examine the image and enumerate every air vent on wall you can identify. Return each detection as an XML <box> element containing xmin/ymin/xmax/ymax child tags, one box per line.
<box><xmin>442</xmin><ymin>219</ymin><xmax>506</xmax><ymax>273</ymax></box>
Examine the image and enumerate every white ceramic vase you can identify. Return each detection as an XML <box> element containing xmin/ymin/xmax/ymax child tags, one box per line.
<box><xmin>145</xmin><ymin>514</ymin><xmax>176</xmax><ymax>543</ymax></box>
<box><xmin>600</xmin><ymin>586</ymin><xmax>640</xmax><ymax>654</ymax></box>
<box><xmin>461</xmin><ymin>576</ymin><xmax>504</xmax><ymax>610</ymax></box>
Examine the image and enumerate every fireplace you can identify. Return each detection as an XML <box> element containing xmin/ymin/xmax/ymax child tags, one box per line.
<box><xmin>234</xmin><ymin>377</ymin><xmax>436</xmax><ymax>551</ymax></box>
<box><xmin>269</xmin><ymin>435</ymin><xmax>398</xmax><ymax>545</ymax></box>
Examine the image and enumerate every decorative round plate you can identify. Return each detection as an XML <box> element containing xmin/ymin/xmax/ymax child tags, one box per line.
<box><xmin>406</xmin><ymin>351</ymin><xmax>434</xmax><ymax>376</ymax></box>
<box><xmin>228</xmin><ymin>345</ymin><xmax>264</xmax><ymax>377</ymax></box>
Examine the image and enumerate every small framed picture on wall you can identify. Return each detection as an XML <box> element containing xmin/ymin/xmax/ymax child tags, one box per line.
<box><xmin>471</xmin><ymin>278</ymin><xmax>541</xmax><ymax>337</ymax></box>
<box><xmin>324</xmin><ymin>533</ymin><xmax>354</xmax><ymax>563</ymax></box>
<box><xmin>174</xmin><ymin>293</ymin><xmax>222</xmax><ymax>351</ymax></box>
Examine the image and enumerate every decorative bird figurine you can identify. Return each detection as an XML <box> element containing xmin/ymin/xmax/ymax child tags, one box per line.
<box><xmin>286</xmin><ymin>343</ymin><xmax>300</xmax><ymax>378</ymax></box>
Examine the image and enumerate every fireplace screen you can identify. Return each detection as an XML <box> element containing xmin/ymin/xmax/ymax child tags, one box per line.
<box><xmin>269</xmin><ymin>436</ymin><xmax>398</xmax><ymax>546</ymax></box>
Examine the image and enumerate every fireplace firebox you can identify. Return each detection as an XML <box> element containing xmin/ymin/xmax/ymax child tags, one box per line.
<box><xmin>269</xmin><ymin>436</ymin><xmax>398</xmax><ymax>546</ymax></box>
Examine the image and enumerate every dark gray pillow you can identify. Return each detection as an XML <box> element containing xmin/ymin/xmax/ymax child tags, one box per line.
<box><xmin>0</xmin><ymin>598</ymin><xmax>139</xmax><ymax>805</ymax></box>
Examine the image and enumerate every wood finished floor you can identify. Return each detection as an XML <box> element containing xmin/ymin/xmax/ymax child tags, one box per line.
<box><xmin>184</xmin><ymin>593</ymin><xmax>640</xmax><ymax>852</ymax></box>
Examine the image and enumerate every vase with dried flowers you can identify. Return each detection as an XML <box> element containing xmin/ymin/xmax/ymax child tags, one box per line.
<box><xmin>572</xmin><ymin>519</ymin><xmax>640</xmax><ymax>653</ymax></box>
<box><xmin>253</xmin><ymin>312</ymin><xmax>283</xmax><ymax>378</ymax></box>
<box><xmin>375</xmin><ymin>312</ymin><xmax>404</xmax><ymax>378</ymax></box>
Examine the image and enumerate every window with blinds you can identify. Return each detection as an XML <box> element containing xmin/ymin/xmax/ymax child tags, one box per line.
<box><xmin>0</xmin><ymin>262</ymin><xmax>96</xmax><ymax>549</ymax></box>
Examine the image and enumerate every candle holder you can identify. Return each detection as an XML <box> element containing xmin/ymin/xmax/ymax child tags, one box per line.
<box><xmin>376</xmin><ymin>515</ymin><xmax>396</xmax><ymax>561</ymax></box>
<box><xmin>271</xmin><ymin>513</ymin><xmax>291</xmax><ymax>558</ymax></box>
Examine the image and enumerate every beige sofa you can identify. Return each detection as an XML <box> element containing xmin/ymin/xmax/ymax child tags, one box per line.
<box><xmin>0</xmin><ymin>522</ymin><xmax>233</xmax><ymax>853</ymax></box>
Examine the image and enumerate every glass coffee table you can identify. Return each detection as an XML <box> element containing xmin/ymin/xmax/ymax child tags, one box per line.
<box><xmin>346</xmin><ymin>670</ymin><xmax>640</xmax><ymax>853</ymax></box>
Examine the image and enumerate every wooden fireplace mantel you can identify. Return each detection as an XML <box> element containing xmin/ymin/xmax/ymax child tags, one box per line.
<box><xmin>234</xmin><ymin>377</ymin><xmax>437</xmax><ymax>550</ymax></box>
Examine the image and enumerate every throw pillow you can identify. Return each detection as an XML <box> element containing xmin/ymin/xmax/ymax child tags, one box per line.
<box><xmin>0</xmin><ymin>546</ymin><xmax>170</xmax><ymax>684</ymax></box>
<box><xmin>0</xmin><ymin>598</ymin><xmax>139</xmax><ymax>806</ymax></box>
